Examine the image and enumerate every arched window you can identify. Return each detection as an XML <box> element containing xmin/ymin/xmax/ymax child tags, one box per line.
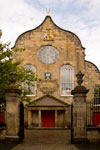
<box><xmin>60</xmin><ymin>65</ymin><xmax>74</xmax><ymax>96</ymax></box>
<box><xmin>24</xmin><ymin>64</ymin><xmax>36</xmax><ymax>96</ymax></box>
<box><xmin>94</xmin><ymin>86</ymin><xmax>100</xmax><ymax>105</ymax></box>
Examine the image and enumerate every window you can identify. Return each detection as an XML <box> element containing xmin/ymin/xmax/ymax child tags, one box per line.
<box><xmin>93</xmin><ymin>86</ymin><xmax>100</xmax><ymax>126</ymax></box>
<box><xmin>37</xmin><ymin>46</ymin><xmax>59</xmax><ymax>64</ymax></box>
<box><xmin>60</xmin><ymin>65</ymin><xmax>74</xmax><ymax>96</ymax></box>
<box><xmin>94</xmin><ymin>86</ymin><xmax>100</xmax><ymax>105</ymax></box>
<box><xmin>24</xmin><ymin>64</ymin><xmax>36</xmax><ymax>96</ymax></box>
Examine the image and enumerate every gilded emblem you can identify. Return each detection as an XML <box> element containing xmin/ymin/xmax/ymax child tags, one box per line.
<box><xmin>43</xmin><ymin>29</ymin><xmax>54</xmax><ymax>41</ymax></box>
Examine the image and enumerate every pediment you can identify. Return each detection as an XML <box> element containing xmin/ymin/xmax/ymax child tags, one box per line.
<box><xmin>31</xmin><ymin>95</ymin><xmax>68</xmax><ymax>107</ymax></box>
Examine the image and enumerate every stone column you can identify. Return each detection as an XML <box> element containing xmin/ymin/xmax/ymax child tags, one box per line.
<box><xmin>71</xmin><ymin>71</ymin><xmax>89</xmax><ymax>143</ymax></box>
<box><xmin>64</xmin><ymin>109</ymin><xmax>68</xmax><ymax>127</ymax></box>
<box><xmin>38</xmin><ymin>110</ymin><xmax>41</xmax><ymax>127</ymax></box>
<box><xmin>28</xmin><ymin>110</ymin><xmax>32</xmax><ymax>128</ymax></box>
<box><xmin>5</xmin><ymin>85</ymin><xmax>21</xmax><ymax>140</ymax></box>
<box><xmin>55</xmin><ymin>110</ymin><xmax>58</xmax><ymax>127</ymax></box>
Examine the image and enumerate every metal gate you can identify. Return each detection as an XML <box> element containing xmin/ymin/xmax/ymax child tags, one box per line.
<box><xmin>0</xmin><ymin>103</ymin><xmax>6</xmax><ymax>128</ymax></box>
<box><xmin>87</xmin><ymin>101</ymin><xmax>100</xmax><ymax>127</ymax></box>
<box><xmin>19</xmin><ymin>101</ymin><xmax>24</xmax><ymax>139</ymax></box>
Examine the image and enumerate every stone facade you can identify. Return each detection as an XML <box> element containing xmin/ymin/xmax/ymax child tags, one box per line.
<box><xmin>12</xmin><ymin>15</ymin><xmax>100</xmax><ymax>130</ymax></box>
<box><xmin>12</xmin><ymin>15</ymin><xmax>100</xmax><ymax>104</ymax></box>
<box><xmin>87</xmin><ymin>128</ymin><xmax>100</xmax><ymax>143</ymax></box>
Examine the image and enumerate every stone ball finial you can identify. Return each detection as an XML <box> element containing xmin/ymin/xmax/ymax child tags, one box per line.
<box><xmin>76</xmin><ymin>71</ymin><xmax>84</xmax><ymax>86</ymax></box>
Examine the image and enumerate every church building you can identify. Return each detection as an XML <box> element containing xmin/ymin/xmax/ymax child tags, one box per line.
<box><xmin>12</xmin><ymin>14</ymin><xmax>100</xmax><ymax>129</ymax></box>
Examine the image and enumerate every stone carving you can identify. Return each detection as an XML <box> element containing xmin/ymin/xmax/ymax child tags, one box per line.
<box><xmin>76</xmin><ymin>71</ymin><xmax>84</xmax><ymax>86</ymax></box>
<box><xmin>43</xmin><ymin>29</ymin><xmax>54</xmax><ymax>41</ymax></box>
<box><xmin>71</xmin><ymin>71</ymin><xmax>89</xmax><ymax>95</ymax></box>
<box><xmin>38</xmin><ymin>80</ymin><xmax>58</xmax><ymax>94</ymax></box>
<box><xmin>37</xmin><ymin>46</ymin><xmax>59</xmax><ymax>64</ymax></box>
<box><xmin>10</xmin><ymin>72</ymin><xmax>17</xmax><ymax>84</ymax></box>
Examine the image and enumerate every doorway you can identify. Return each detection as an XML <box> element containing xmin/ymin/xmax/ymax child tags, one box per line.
<box><xmin>41</xmin><ymin>110</ymin><xmax>55</xmax><ymax>127</ymax></box>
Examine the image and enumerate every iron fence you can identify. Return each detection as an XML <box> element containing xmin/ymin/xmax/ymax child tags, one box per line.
<box><xmin>87</xmin><ymin>101</ymin><xmax>100</xmax><ymax>127</ymax></box>
<box><xmin>0</xmin><ymin>104</ymin><xmax>6</xmax><ymax>127</ymax></box>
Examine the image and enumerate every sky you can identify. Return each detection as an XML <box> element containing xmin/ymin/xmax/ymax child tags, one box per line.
<box><xmin>0</xmin><ymin>0</ymin><xmax>100</xmax><ymax>70</ymax></box>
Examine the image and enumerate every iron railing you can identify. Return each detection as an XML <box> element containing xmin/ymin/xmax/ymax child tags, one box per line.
<box><xmin>0</xmin><ymin>104</ymin><xmax>6</xmax><ymax>127</ymax></box>
<box><xmin>87</xmin><ymin>101</ymin><xmax>100</xmax><ymax>127</ymax></box>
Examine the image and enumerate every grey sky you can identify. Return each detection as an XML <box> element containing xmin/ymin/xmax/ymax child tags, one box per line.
<box><xmin>0</xmin><ymin>0</ymin><xmax>100</xmax><ymax>69</ymax></box>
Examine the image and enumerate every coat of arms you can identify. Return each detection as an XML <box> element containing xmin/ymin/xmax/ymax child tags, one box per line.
<box><xmin>43</xmin><ymin>29</ymin><xmax>54</xmax><ymax>41</ymax></box>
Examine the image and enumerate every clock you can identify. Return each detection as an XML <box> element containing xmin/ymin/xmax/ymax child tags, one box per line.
<box><xmin>37</xmin><ymin>46</ymin><xmax>59</xmax><ymax>64</ymax></box>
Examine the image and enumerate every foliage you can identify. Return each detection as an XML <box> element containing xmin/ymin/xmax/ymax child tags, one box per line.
<box><xmin>94</xmin><ymin>87</ymin><xmax>100</xmax><ymax>93</ymax></box>
<box><xmin>0</xmin><ymin>30</ymin><xmax>40</xmax><ymax>104</ymax></box>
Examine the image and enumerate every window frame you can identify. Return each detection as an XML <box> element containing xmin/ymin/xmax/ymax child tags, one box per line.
<box><xmin>93</xmin><ymin>85</ymin><xmax>100</xmax><ymax>106</ymax></box>
<box><xmin>24</xmin><ymin>64</ymin><xmax>36</xmax><ymax>96</ymax></box>
<box><xmin>60</xmin><ymin>65</ymin><xmax>74</xmax><ymax>96</ymax></box>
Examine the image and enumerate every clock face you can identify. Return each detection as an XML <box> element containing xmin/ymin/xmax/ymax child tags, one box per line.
<box><xmin>37</xmin><ymin>46</ymin><xmax>59</xmax><ymax>64</ymax></box>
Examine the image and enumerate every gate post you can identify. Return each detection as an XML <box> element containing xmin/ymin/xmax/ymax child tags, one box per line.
<box><xmin>71</xmin><ymin>71</ymin><xmax>89</xmax><ymax>143</ymax></box>
<box><xmin>5</xmin><ymin>73</ymin><xmax>21</xmax><ymax>140</ymax></box>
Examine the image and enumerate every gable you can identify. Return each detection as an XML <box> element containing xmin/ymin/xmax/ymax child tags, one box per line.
<box><xmin>13</xmin><ymin>16</ymin><xmax>83</xmax><ymax>50</ymax></box>
<box><xmin>32</xmin><ymin>95</ymin><xmax>68</xmax><ymax>107</ymax></box>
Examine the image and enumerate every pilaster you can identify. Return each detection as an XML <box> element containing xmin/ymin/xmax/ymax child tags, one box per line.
<box><xmin>39</xmin><ymin>110</ymin><xmax>41</xmax><ymax>127</ymax></box>
<box><xmin>28</xmin><ymin>110</ymin><xmax>32</xmax><ymax>128</ymax></box>
<box><xmin>55</xmin><ymin>110</ymin><xmax>58</xmax><ymax>127</ymax></box>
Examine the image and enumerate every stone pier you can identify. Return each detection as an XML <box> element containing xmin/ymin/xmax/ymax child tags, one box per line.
<box><xmin>71</xmin><ymin>71</ymin><xmax>89</xmax><ymax>143</ymax></box>
<box><xmin>5</xmin><ymin>73</ymin><xmax>21</xmax><ymax>140</ymax></box>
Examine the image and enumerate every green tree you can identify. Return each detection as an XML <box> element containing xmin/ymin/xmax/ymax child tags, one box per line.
<box><xmin>0</xmin><ymin>30</ymin><xmax>39</xmax><ymax>104</ymax></box>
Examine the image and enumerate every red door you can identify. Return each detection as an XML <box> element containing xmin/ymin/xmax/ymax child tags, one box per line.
<box><xmin>0</xmin><ymin>112</ymin><xmax>4</xmax><ymax>123</ymax></box>
<box><xmin>42</xmin><ymin>110</ymin><xmax>55</xmax><ymax>127</ymax></box>
<box><xmin>93</xmin><ymin>112</ymin><xmax>100</xmax><ymax>126</ymax></box>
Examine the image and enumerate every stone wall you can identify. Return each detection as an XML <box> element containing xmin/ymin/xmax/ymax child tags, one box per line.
<box><xmin>12</xmin><ymin>16</ymin><xmax>100</xmax><ymax>105</ymax></box>
<box><xmin>85</xmin><ymin>61</ymin><xmax>100</xmax><ymax>101</ymax></box>
<box><xmin>0</xmin><ymin>129</ymin><xmax>6</xmax><ymax>140</ymax></box>
<box><xmin>12</xmin><ymin>16</ymin><xmax>87</xmax><ymax>104</ymax></box>
<box><xmin>87</xmin><ymin>128</ymin><xmax>100</xmax><ymax>143</ymax></box>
